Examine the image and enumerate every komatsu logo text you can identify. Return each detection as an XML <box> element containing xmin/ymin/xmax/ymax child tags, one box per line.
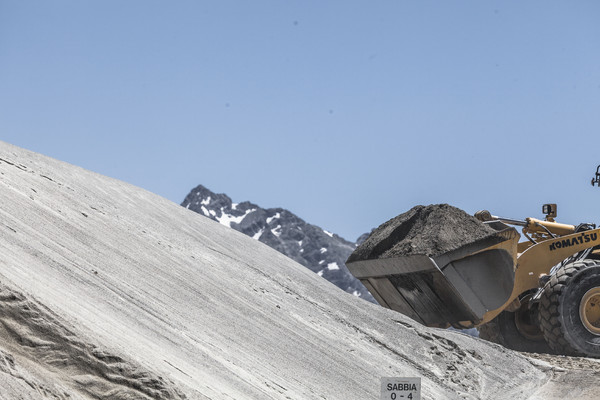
<box><xmin>549</xmin><ymin>233</ymin><xmax>598</xmax><ymax>251</ymax></box>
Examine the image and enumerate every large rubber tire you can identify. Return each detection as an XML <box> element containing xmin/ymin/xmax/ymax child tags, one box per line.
<box><xmin>478</xmin><ymin>295</ymin><xmax>552</xmax><ymax>354</ymax></box>
<box><xmin>538</xmin><ymin>259</ymin><xmax>600</xmax><ymax>357</ymax></box>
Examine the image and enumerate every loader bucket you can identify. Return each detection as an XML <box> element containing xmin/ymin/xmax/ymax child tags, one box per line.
<box><xmin>347</xmin><ymin>223</ymin><xmax>519</xmax><ymax>327</ymax></box>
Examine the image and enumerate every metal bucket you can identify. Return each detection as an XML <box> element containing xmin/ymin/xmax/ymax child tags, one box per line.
<box><xmin>347</xmin><ymin>224</ymin><xmax>519</xmax><ymax>328</ymax></box>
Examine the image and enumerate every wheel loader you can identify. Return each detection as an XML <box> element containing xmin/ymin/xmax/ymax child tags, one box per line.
<box><xmin>346</xmin><ymin>204</ymin><xmax>600</xmax><ymax>357</ymax></box>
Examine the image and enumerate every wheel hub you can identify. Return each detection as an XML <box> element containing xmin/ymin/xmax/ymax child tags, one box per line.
<box><xmin>514</xmin><ymin>294</ymin><xmax>544</xmax><ymax>341</ymax></box>
<box><xmin>579</xmin><ymin>287</ymin><xmax>600</xmax><ymax>335</ymax></box>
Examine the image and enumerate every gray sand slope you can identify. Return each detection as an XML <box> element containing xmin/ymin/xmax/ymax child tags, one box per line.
<box><xmin>0</xmin><ymin>141</ymin><xmax>597</xmax><ymax>399</ymax></box>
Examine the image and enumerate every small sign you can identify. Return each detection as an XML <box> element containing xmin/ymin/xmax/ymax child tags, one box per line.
<box><xmin>381</xmin><ymin>377</ymin><xmax>421</xmax><ymax>400</ymax></box>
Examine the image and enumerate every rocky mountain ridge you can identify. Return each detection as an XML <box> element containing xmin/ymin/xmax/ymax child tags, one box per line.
<box><xmin>181</xmin><ymin>184</ymin><xmax>375</xmax><ymax>302</ymax></box>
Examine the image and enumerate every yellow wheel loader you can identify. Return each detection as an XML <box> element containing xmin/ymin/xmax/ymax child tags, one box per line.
<box><xmin>346</xmin><ymin>204</ymin><xmax>600</xmax><ymax>357</ymax></box>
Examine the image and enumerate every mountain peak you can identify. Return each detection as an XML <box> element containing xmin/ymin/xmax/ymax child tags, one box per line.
<box><xmin>182</xmin><ymin>185</ymin><xmax>375</xmax><ymax>302</ymax></box>
<box><xmin>184</xmin><ymin>184</ymin><xmax>233</xmax><ymax>209</ymax></box>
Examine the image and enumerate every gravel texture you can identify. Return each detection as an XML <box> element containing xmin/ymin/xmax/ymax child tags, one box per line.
<box><xmin>348</xmin><ymin>204</ymin><xmax>502</xmax><ymax>262</ymax></box>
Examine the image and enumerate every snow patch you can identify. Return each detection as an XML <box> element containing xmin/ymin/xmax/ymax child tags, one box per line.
<box><xmin>317</xmin><ymin>270</ymin><xmax>324</xmax><ymax>277</ymax></box>
<box><xmin>232</xmin><ymin>203</ymin><xmax>238</xmax><ymax>210</ymax></box>
<box><xmin>201</xmin><ymin>206</ymin><xmax>210</xmax><ymax>216</ymax></box>
<box><xmin>298</xmin><ymin>240</ymin><xmax>303</xmax><ymax>246</ymax></box>
<box><xmin>201</xmin><ymin>196</ymin><xmax>211</xmax><ymax>206</ymax></box>
<box><xmin>323</xmin><ymin>230</ymin><xmax>333</xmax><ymax>238</ymax></box>
<box><xmin>320</xmin><ymin>248</ymin><xmax>327</xmax><ymax>254</ymax></box>
<box><xmin>352</xmin><ymin>290</ymin><xmax>361</xmax><ymax>297</ymax></box>
<box><xmin>253</xmin><ymin>229</ymin><xmax>264</xmax><ymax>240</ymax></box>
<box><xmin>216</xmin><ymin>208</ymin><xmax>256</xmax><ymax>228</ymax></box>
<box><xmin>319</xmin><ymin>260</ymin><xmax>325</xmax><ymax>265</ymax></box>
<box><xmin>327</xmin><ymin>262</ymin><xmax>339</xmax><ymax>271</ymax></box>
<box><xmin>271</xmin><ymin>225</ymin><xmax>282</xmax><ymax>237</ymax></box>
<box><xmin>266</xmin><ymin>213</ymin><xmax>281</xmax><ymax>224</ymax></box>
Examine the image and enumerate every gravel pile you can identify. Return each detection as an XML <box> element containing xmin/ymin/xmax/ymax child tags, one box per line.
<box><xmin>348</xmin><ymin>204</ymin><xmax>502</xmax><ymax>262</ymax></box>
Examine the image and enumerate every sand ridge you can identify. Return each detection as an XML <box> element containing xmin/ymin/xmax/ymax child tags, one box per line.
<box><xmin>0</xmin><ymin>141</ymin><xmax>595</xmax><ymax>399</ymax></box>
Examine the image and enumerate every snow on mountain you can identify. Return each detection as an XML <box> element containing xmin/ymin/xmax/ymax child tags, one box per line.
<box><xmin>182</xmin><ymin>185</ymin><xmax>376</xmax><ymax>302</ymax></box>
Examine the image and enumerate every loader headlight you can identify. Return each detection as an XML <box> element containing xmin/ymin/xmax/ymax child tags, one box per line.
<box><xmin>542</xmin><ymin>203</ymin><xmax>557</xmax><ymax>219</ymax></box>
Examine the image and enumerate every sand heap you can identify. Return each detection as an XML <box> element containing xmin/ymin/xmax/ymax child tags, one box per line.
<box><xmin>348</xmin><ymin>204</ymin><xmax>502</xmax><ymax>262</ymax></box>
<box><xmin>0</xmin><ymin>142</ymin><xmax>599</xmax><ymax>399</ymax></box>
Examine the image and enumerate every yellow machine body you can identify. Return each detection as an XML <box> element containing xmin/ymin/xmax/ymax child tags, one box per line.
<box><xmin>347</xmin><ymin>210</ymin><xmax>600</xmax><ymax>329</ymax></box>
<box><xmin>481</xmin><ymin>221</ymin><xmax>600</xmax><ymax>326</ymax></box>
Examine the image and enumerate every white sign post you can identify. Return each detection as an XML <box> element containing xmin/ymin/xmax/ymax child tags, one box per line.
<box><xmin>381</xmin><ymin>377</ymin><xmax>421</xmax><ymax>400</ymax></box>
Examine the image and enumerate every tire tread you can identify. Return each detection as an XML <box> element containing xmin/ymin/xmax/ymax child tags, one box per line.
<box><xmin>538</xmin><ymin>259</ymin><xmax>600</xmax><ymax>356</ymax></box>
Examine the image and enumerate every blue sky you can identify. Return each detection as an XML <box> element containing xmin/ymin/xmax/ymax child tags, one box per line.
<box><xmin>2</xmin><ymin>1</ymin><xmax>599</xmax><ymax>241</ymax></box>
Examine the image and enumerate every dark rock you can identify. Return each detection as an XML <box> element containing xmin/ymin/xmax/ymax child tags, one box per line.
<box><xmin>348</xmin><ymin>204</ymin><xmax>500</xmax><ymax>262</ymax></box>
